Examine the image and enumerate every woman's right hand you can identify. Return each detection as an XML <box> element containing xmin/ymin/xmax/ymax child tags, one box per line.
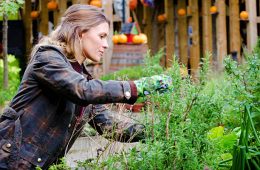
<box><xmin>134</xmin><ymin>74</ymin><xmax>172</xmax><ymax>97</ymax></box>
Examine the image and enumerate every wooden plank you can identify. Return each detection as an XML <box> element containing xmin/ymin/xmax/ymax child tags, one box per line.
<box><xmin>189</xmin><ymin>0</ymin><xmax>200</xmax><ymax>80</ymax></box>
<box><xmin>246</xmin><ymin>0</ymin><xmax>257</xmax><ymax>51</ymax></box>
<box><xmin>177</xmin><ymin>0</ymin><xmax>188</xmax><ymax>66</ymax></box>
<box><xmin>216</xmin><ymin>0</ymin><xmax>227</xmax><ymax>70</ymax></box>
<box><xmin>72</xmin><ymin>0</ymin><xmax>79</xmax><ymax>4</ymax></box>
<box><xmin>202</xmin><ymin>0</ymin><xmax>212</xmax><ymax>59</ymax></box>
<box><xmin>164</xmin><ymin>0</ymin><xmax>174</xmax><ymax>68</ymax></box>
<box><xmin>143</xmin><ymin>5</ymin><xmax>153</xmax><ymax>53</ymax></box>
<box><xmin>102</xmin><ymin>0</ymin><xmax>113</xmax><ymax>74</ymax></box>
<box><xmin>57</xmin><ymin>0</ymin><xmax>67</xmax><ymax>21</ymax></box>
<box><xmin>39</xmin><ymin>0</ymin><xmax>49</xmax><ymax>35</ymax></box>
<box><xmin>23</xmin><ymin>0</ymin><xmax>32</xmax><ymax>60</ymax></box>
<box><xmin>229</xmin><ymin>0</ymin><xmax>240</xmax><ymax>62</ymax></box>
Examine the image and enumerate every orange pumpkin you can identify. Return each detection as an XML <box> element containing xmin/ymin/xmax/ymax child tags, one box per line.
<box><xmin>129</xmin><ymin>0</ymin><xmax>138</xmax><ymax>11</ymax></box>
<box><xmin>133</xmin><ymin>35</ymin><xmax>142</xmax><ymax>44</ymax></box>
<box><xmin>118</xmin><ymin>34</ymin><xmax>128</xmax><ymax>44</ymax></box>
<box><xmin>178</xmin><ymin>8</ymin><xmax>186</xmax><ymax>16</ymax></box>
<box><xmin>240</xmin><ymin>11</ymin><xmax>249</xmax><ymax>20</ymax></box>
<box><xmin>139</xmin><ymin>33</ymin><xmax>147</xmax><ymax>44</ymax></box>
<box><xmin>127</xmin><ymin>17</ymin><xmax>133</xmax><ymax>23</ymax></box>
<box><xmin>157</xmin><ymin>13</ymin><xmax>167</xmax><ymax>23</ymax></box>
<box><xmin>31</xmin><ymin>11</ymin><xmax>39</xmax><ymax>19</ymax></box>
<box><xmin>210</xmin><ymin>6</ymin><xmax>217</xmax><ymax>14</ymax></box>
<box><xmin>112</xmin><ymin>35</ymin><xmax>119</xmax><ymax>44</ymax></box>
<box><xmin>47</xmin><ymin>0</ymin><xmax>58</xmax><ymax>11</ymax></box>
<box><xmin>90</xmin><ymin>0</ymin><xmax>102</xmax><ymax>8</ymax></box>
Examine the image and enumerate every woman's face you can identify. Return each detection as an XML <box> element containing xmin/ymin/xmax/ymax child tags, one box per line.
<box><xmin>80</xmin><ymin>22</ymin><xmax>109</xmax><ymax>62</ymax></box>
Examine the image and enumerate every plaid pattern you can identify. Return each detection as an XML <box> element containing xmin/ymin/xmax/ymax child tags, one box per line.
<box><xmin>0</xmin><ymin>45</ymin><xmax>139</xmax><ymax>169</ymax></box>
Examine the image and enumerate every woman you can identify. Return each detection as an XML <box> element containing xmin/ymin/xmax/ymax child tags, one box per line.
<box><xmin>0</xmin><ymin>4</ymin><xmax>171</xmax><ymax>169</ymax></box>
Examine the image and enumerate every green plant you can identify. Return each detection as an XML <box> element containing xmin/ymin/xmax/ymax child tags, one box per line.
<box><xmin>0</xmin><ymin>55</ymin><xmax>21</xmax><ymax>105</ymax></box>
<box><xmin>222</xmin><ymin>50</ymin><xmax>260</xmax><ymax>169</ymax></box>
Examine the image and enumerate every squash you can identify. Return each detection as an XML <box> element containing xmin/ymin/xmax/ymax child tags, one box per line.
<box><xmin>240</xmin><ymin>11</ymin><xmax>249</xmax><ymax>20</ymax></box>
<box><xmin>31</xmin><ymin>11</ymin><xmax>39</xmax><ymax>19</ymax></box>
<box><xmin>157</xmin><ymin>13</ymin><xmax>167</xmax><ymax>23</ymax></box>
<box><xmin>139</xmin><ymin>33</ymin><xmax>147</xmax><ymax>44</ymax></box>
<box><xmin>112</xmin><ymin>35</ymin><xmax>119</xmax><ymax>44</ymax></box>
<box><xmin>129</xmin><ymin>0</ymin><xmax>138</xmax><ymax>11</ymax></box>
<box><xmin>133</xmin><ymin>35</ymin><xmax>142</xmax><ymax>44</ymax></box>
<box><xmin>90</xmin><ymin>0</ymin><xmax>102</xmax><ymax>8</ymax></box>
<box><xmin>210</xmin><ymin>6</ymin><xmax>217</xmax><ymax>14</ymax></box>
<box><xmin>118</xmin><ymin>34</ymin><xmax>128</xmax><ymax>44</ymax></box>
<box><xmin>178</xmin><ymin>8</ymin><xmax>186</xmax><ymax>16</ymax></box>
<box><xmin>47</xmin><ymin>0</ymin><xmax>58</xmax><ymax>11</ymax></box>
<box><xmin>127</xmin><ymin>17</ymin><xmax>133</xmax><ymax>23</ymax></box>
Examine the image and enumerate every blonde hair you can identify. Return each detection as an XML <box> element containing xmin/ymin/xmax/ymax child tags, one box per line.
<box><xmin>31</xmin><ymin>4</ymin><xmax>110</xmax><ymax>61</ymax></box>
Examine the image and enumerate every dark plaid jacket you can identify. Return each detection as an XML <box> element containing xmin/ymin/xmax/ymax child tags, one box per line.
<box><xmin>0</xmin><ymin>45</ymin><xmax>143</xmax><ymax>169</ymax></box>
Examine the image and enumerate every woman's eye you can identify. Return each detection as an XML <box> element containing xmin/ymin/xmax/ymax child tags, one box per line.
<box><xmin>100</xmin><ymin>34</ymin><xmax>107</xmax><ymax>39</ymax></box>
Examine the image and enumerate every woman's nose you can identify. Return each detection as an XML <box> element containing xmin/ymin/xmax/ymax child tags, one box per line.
<box><xmin>103</xmin><ymin>40</ymin><xmax>108</xmax><ymax>49</ymax></box>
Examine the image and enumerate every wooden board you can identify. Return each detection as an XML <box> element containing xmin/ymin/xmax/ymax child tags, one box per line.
<box><xmin>216</xmin><ymin>0</ymin><xmax>227</xmax><ymax>70</ymax></box>
<box><xmin>109</xmin><ymin>44</ymin><xmax>148</xmax><ymax>72</ymax></box>
<box><xmin>229</xmin><ymin>0</ymin><xmax>241</xmax><ymax>62</ymax></box>
<box><xmin>164</xmin><ymin>0</ymin><xmax>175</xmax><ymax>68</ymax></box>
<box><xmin>178</xmin><ymin>0</ymin><xmax>188</xmax><ymax>67</ymax></box>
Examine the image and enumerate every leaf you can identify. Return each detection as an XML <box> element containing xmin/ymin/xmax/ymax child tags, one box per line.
<box><xmin>207</xmin><ymin>126</ymin><xmax>224</xmax><ymax>140</ymax></box>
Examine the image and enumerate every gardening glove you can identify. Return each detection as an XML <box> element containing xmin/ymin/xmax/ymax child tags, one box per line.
<box><xmin>134</xmin><ymin>74</ymin><xmax>172</xmax><ymax>97</ymax></box>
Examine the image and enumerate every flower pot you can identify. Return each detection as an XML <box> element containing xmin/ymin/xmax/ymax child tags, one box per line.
<box><xmin>132</xmin><ymin>103</ymin><xmax>145</xmax><ymax>112</ymax></box>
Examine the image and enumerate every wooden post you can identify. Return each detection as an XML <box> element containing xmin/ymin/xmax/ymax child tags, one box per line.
<box><xmin>246</xmin><ymin>0</ymin><xmax>257</xmax><ymax>51</ymax></box>
<box><xmin>216</xmin><ymin>0</ymin><xmax>227</xmax><ymax>70</ymax></box>
<box><xmin>39</xmin><ymin>0</ymin><xmax>49</xmax><ymax>35</ymax></box>
<box><xmin>72</xmin><ymin>0</ymin><xmax>79</xmax><ymax>4</ymax></box>
<box><xmin>103</xmin><ymin>0</ymin><xmax>113</xmax><ymax>74</ymax></box>
<box><xmin>164</xmin><ymin>0</ymin><xmax>174</xmax><ymax>68</ymax></box>
<box><xmin>177</xmin><ymin>0</ymin><xmax>188</xmax><ymax>67</ymax></box>
<box><xmin>57</xmin><ymin>0</ymin><xmax>67</xmax><ymax>22</ymax></box>
<box><xmin>229</xmin><ymin>0</ymin><xmax>240</xmax><ymax>62</ymax></box>
<box><xmin>143</xmin><ymin>5</ymin><xmax>153</xmax><ymax>54</ymax></box>
<box><xmin>202</xmin><ymin>0</ymin><xmax>212</xmax><ymax>59</ymax></box>
<box><xmin>189</xmin><ymin>0</ymin><xmax>200</xmax><ymax>80</ymax></box>
<box><xmin>23</xmin><ymin>0</ymin><xmax>32</xmax><ymax>61</ymax></box>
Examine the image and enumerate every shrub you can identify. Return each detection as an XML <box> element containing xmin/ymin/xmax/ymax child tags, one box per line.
<box><xmin>0</xmin><ymin>55</ymin><xmax>21</xmax><ymax>106</ymax></box>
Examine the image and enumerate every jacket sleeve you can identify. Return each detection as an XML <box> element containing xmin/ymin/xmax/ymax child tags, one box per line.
<box><xmin>87</xmin><ymin>104</ymin><xmax>145</xmax><ymax>142</ymax></box>
<box><xmin>30</xmin><ymin>47</ymin><xmax>137</xmax><ymax>105</ymax></box>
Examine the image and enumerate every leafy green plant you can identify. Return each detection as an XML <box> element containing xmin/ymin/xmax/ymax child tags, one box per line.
<box><xmin>223</xmin><ymin>50</ymin><xmax>260</xmax><ymax>169</ymax></box>
<box><xmin>0</xmin><ymin>55</ymin><xmax>21</xmax><ymax>105</ymax></box>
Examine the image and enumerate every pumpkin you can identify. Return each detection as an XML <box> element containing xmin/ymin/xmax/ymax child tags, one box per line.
<box><xmin>240</xmin><ymin>11</ymin><xmax>249</xmax><ymax>20</ymax></box>
<box><xmin>127</xmin><ymin>17</ymin><xmax>133</xmax><ymax>23</ymax></box>
<box><xmin>90</xmin><ymin>0</ymin><xmax>102</xmax><ymax>8</ymax></box>
<box><xmin>210</xmin><ymin>6</ymin><xmax>217</xmax><ymax>14</ymax></box>
<box><xmin>157</xmin><ymin>13</ymin><xmax>167</xmax><ymax>23</ymax></box>
<box><xmin>31</xmin><ymin>11</ymin><xmax>39</xmax><ymax>19</ymax></box>
<box><xmin>129</xmin><ymin>0</ymin><xmax>138</xmax><ymax>11</ymax></box>
<box><xmin>118</xmin><ymin>34</ymin><xmax>128</xmax><ymax>44</ymax></box>
<box><xmin>133</xmin><ymin>35</ymin><xmax>142</xmax><ymax>44</ymax></box>
<box><xmin>112</xmin><ymin>35</ymin><xmax>119</xmax><ymax>44</ymax></box>
<box><xmin>47</xmin><ymin>0</ymin><xmax>58</xmax><ymax>11</ymax></box>
<box><xmin>178</xmin><ymin>8</ymin><xmax>186</xmax><ymax>16</ymax></box>
<box><xmin>139</xmin><ymin>33</ymin><xmax>147</xmax><ymax>44</ymax></box>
